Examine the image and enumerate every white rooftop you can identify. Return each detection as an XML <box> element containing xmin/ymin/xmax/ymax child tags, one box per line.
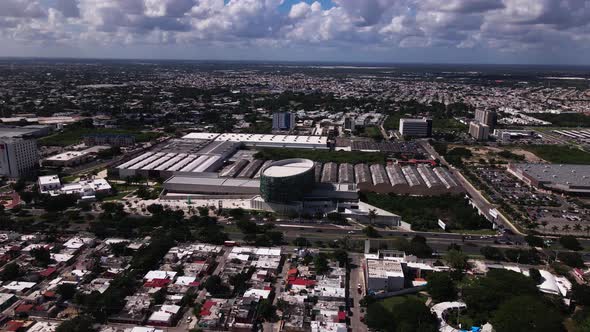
<box><xmin>45</xmin><ymin>150</ymin><xmax>89</xmax><ymax>161</ymax></box>
<box><xmin>3</xmin><ymin>281</ymin><xmax>36</xmax><ymax>292</ymax></box>
<box><xmin>144</xmin><ymin>270</ymin><xmax>177</xmax><ymax>281</ymax></box>
<box><xmin>38</xmin><ymin>175</ymin><xmax>61</xmax><ymax>186</ymax></box>
<box><xmin>183</xmin><ymin>132</ymin><xmax>328</xmax><ymax>146</ymax></box>
<box><xmin>366</xmin><ymin>259</ymin><xmax>404</xmax><ymax>278</ymax></box>
<box><xmin>262</xmin><ymin>159</ymin><xmax>314</xmax><ymax>177</ymax></box>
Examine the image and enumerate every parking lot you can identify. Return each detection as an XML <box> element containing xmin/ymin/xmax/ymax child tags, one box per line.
<box><xmin>472</xmin><ymin>166</ymin><xmax>590</xmax><ymax>235</ymax></box>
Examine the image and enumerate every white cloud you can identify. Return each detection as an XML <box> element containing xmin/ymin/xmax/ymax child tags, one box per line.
<box><xmin>0</xmin><ymin>0</ymin><xmax>588</xmax><ymax>62</ymax></box>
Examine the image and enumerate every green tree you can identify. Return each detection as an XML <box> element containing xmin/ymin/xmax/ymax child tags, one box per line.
<box><xmin>293</xmin><ymin>237</ymin><xmax>310</xmax><ymax>247</ymax></box>
<box><xmin>313</xmin><ymin>253</ymin><xmax>330</xmax><ymax>275</ymax></box>
<box><xmin>30</xmin><ymin>247</ymin><xmax>52</xmax><ymax>267</ymax></box>
<box><xmin>426</xmin><ymin>273</ymin><xmax>457</xmax><ymax>302</ymax></box>
<box><xmin>480</xmin><ymin>246</ymin><xmax>504</xmax><ymax>261</ymax></box>
<box><xmin>57</xmin><ymin>283</ymin><xmax>77</xmax><ymax>301</ymax></box>
<box><xmin>572</xmin><ymin>284</ymin><xmax>590</xmax><ymax>306</ymax></box>
<box><xmin>257</xmin><ymin>299</ymin><xmax>278</xmax><ymax>321</ymax></box>
<box><xmin>368</xmin><ymin>209</ymin><xmax>377</xmax><ymax>225</ymax></box>
<box><xmin>197</xmin><ymin>206</ymin><xmax>209</xmax><ymax>217</ymax></box>
<box><xmin>236</xmin><ymin>219</ymin><xmax>258</xmax><ymax>234</ymax></box>
<box><xmin>0</xmin><ymin>262</ymin><xmax>20</xmax><ymax>281</ymax></box>
<box><xmin>463</xmin><ymin>269</ymin><xmax>539</xmax><ymax>320</ymax></box>
<box><xmin>56</xmin><ymin>315</ymin><xmax>96</xmax><ymax>332</ymax></box>
<box><xmin>331</xmin><ymin>249</ymin><xmax>348</xmax><ymax>268</ymax></box>
<box><xmin>491</xmin><ymin>296</ymin><xmax>564</xmax><ymax>332</ymax></box>
<box><xmin>204</xmin><ymin>275</ymin><xmax>230</xmax><ymax>297</ymax></box>
<box><xmin>444</xmin><ymin>249</ymin><xmax>468</xmax><ymax>271</ymax></box>
<box><xmin>363</xmin><ymin>225</ymin><xmax>380</xmax><ymax>238</ymax></box>
<box><xmin>558</xmin><ymin>251</ymin><xmax>585</xmax><ymax>268</ymax></box>
<box><xmin>366</xmin><ymin>297</ymin><xmax>437</xmax><ymax>332</ymax></box>
<box><xmin>559</xmin><ymin>235</ymin><xmax>582</xmax><ymax>251</ymax></box>
<box><xmin>528</xmin><ymin>268</ymin><xmax>543</xmax><ymax>285</ymax></box>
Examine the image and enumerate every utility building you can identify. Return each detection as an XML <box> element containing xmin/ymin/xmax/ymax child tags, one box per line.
<box><xmin>365</xmin><ymin>259</ymin><xmax>405</xmax><ymax>292</ymax></box>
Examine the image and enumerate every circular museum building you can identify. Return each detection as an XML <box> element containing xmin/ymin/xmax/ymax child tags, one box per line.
<box><xmin>260</xmin><ymin>158</ymin><xmax>315</xmax><ymax>203</ymax></box>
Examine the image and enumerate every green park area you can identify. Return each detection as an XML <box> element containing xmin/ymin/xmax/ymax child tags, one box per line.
<box><xmin>530</xmin><ymin>113</ymin><xmax>590</xmax><ymax>127</ymax></box>
<box><xmin>364</xmin><ymin>294</ymin><xmax>437</xmax><ymax>332</ymax></box>
<box><xmin>254</xmin><ymin>148</ymin><xmax>386</xmax><ymax>164</ymax></box>
<box><xmin>363</xmin><ymin>126</ymin><xmax>383</xmax><ymax>140</ymax></box>
<box><xmin>40</xmin><ymin>128</ymin><xmax>162</xmax><ymax>146</ymax></box>
<box><xmin>361</xmin><ymin>193</ymin><xmax>491</xmax><ymax>231</ymax></box>
<box><xmin>523</xmin><ymin>145</ymin><xmax>590</xmax><ymax>164</ymax></box>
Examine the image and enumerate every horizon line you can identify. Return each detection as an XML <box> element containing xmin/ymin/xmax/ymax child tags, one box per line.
<box><xmin>1</xmin><ymin>56</ymin><xmax>590</xmax><ymax>68</ymax></box>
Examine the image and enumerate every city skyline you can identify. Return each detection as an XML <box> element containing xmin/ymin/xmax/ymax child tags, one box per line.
<box><xmin>0</xmin><ymin>0</ymin><xmax>589</xmax><ymax>65</ymax></box>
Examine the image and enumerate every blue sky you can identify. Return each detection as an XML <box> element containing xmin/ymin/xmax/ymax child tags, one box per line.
<box><xmin>1</xmin><ymin>0</ymin><xmax>589</xmax><ymax>64</ymax></box>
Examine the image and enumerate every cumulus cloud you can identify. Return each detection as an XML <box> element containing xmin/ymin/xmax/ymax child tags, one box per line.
<box><xmin>0</xmin><ymin>0</ymin><xmax>588</xmax><ymax>62</ymax></box>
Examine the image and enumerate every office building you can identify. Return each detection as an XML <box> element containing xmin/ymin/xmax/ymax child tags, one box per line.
<box><xmin>344</xmin><ymin>117</ymin><xmax>355</xmax><ymax>132</ymax></box>
<box><xmin>272</xmin><ymin>112</ymin><xmax>296</xmax><ymax>131</ymax></box>
<box><xmin>399</xmin><ymin>118</ymin><xmax>432</xmax><ymax>137</ymax></box>
<box><xmin>0</xmin><ymin>138</ymin><xmax>39</xmax><ymax>178</ymax></box>
<box><xmin>469</xmin><ymin>122</ymin><xmax>490</xmax><ymax>141</ymax></box>
<box><xmin>475</xmin><ymin>110</ymin><xmax>497</xmax><ymax>129</ymax></box>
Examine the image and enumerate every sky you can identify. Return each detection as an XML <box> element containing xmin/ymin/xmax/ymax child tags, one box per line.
<box><xmin>0</xmin><ymin>0</ymin><xmax>589</xmax><ymax>65</ymax></box>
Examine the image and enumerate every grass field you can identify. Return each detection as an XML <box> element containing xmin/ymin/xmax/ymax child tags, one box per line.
<box><xmin>383</xmin><ymin>114</ymin><xmax>402</xmax><ymax>130</ymax></box>
<box><xmin>254</xmin><ymin>148</ymin><xmax>386</xmax><ymax>164</ymax></box>
<box><xmin>523</xmin><ymin>145</ymin><xmax>590</xmax><ymax>164</ymax></box>
<box><xmin>364</xmin><ymin>126</ymin><xmax>383</xmax><ymax>140</ymax></box>
<box><xmin>433</xmin><ymin>118</ymin><xmax>467</xmax><ymax>132</ymax></box>
<box><xmin>529</xmin><ymin>113</ymin><xmax>590</xmax><ymax>127</ymax></box>
<box><xmin>377</xmin><ymin>294</ymin><xmax>428</xmax><ymax>311</ymax></box>
<box><xmin>362</xmin><ymin>193</ymin><xmax>492</xmax><ymax>231</ymax></box>
<box><xmin>40</xmin><ymin>128</ymin><xmax>162</xmax><ymax>146</ymax></box>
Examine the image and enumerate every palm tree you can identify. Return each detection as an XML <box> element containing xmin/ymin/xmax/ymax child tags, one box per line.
<box><xmin>551</xmin><ymin>225</ymin><xmax>559</xmax><ymax>233</ymax></box>
<box><xmin>562</xmin><ymin>224</ymin><xmax>571</xmax><ymax>233</ymax></box>
<box><xmin>574</xmin><ymin>224</ymin><xmax>582</xmax><ymax>233</ymax></box>
<box><xmin>368</xmin><ymin>209</ymin><xmax>377</xmax><ymax>225</ymax></box>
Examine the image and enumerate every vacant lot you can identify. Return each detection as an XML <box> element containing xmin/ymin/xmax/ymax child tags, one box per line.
<box><xmin>40</xmin><ymin>128</ymin><xmax>162</xmax><ymax>146</ymax></box>
<box><xmin>523</xmin><ymin>145</ymin><xmax>590</xmax><ymax>164</ymax></box>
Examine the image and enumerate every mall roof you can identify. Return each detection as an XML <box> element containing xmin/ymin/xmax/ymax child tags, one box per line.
<box><xmin>512</xmin><ymin>163</ymin><xmax>590</xmax><ymax>187</ymax></box>
<box><xmin>262</xmin><ymin>159</ymin><xmax>315</xmax><ymax>177</ymax></box>
<box><xmin>183</xmin><ymin>132</ymin><xmax>328</xmax><ymax>146</ymax></box>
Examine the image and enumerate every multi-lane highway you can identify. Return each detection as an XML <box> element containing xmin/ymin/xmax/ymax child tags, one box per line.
<box><xmin>420</xmin><ymin>140</ymin><xmax>523</xmax><ymax>235</ymax></box>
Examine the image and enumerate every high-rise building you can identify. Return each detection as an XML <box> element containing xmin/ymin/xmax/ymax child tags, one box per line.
<box><xmin>344</xmin><ymin>116</ymin><xmax>355</xmax><ymax>131</ymax></box>
<box><xmin>272</xmin><ymin>112</ymin><xmax>296</xmax><ymax>131</ymax></box>
<box><xmin>475</xmin><ymin>110</ymin><xmax>497</xmax><ymax>129</ymax></box>
<box><xmin>0</xmin><ymin>137</ymin><xmax>39</xmax><ymax>178</ymax></box>
<box><xmin>469</xmin><ymin>122</ymin><xmax>490</xmax><ymax>141</ymax></box>
<box><xmin>399</xmin><ymin>118</ymin><xmax>432</xmax><ymax>137</ymax></box>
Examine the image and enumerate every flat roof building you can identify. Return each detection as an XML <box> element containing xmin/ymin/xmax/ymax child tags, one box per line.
<box><xmin>508</xmin><ymin>163</ymin><xmax>590</xmax><ymax>195</ymax></box>
<box><xmin>365</xmin><ymin>259</ymin><xmax>405</xmax><ymax>292</ymax></box>
<box><xmin>182</xmin><ymin>132</ymin><xmax>328</xmax><ymax>150</ymax></box>
<box><xmin>43</xmin><ymin>150</ymin><xmax>94</xmax><ymax>167</ymax></box>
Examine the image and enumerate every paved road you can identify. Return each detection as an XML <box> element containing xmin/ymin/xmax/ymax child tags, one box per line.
<box><xmin>420</xmin><ymin>140</ymin><xmax>523</xmax><ymax>235</ymax></box>
<box><xmin>349</xmin><ymin>253</ymin><xmax>368</xmax><ymax>332</ymax></box>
